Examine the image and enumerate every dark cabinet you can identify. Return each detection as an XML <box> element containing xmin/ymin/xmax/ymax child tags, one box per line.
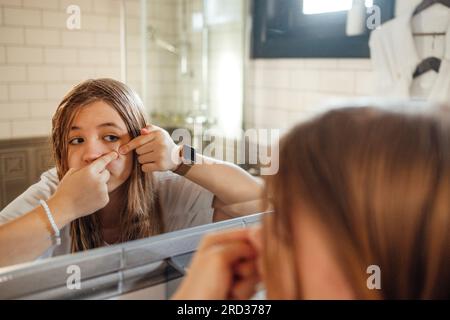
<box><xmin>0</xmin><ymin>137</ymin><xmax>53</xmax><ymax>210</ymax></box>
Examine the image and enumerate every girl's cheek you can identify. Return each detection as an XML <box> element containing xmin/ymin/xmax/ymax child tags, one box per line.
<box><xmin>67</xmin><ymin>149</ymin><xmax>79</xmax><ymax>169</ymax></box>
<box><xmin>106</xmin><ymin>157</ymin><xmax>122</xmax><ymax>173</ymax></box>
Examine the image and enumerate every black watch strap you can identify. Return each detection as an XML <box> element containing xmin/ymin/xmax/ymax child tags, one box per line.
<box><xmin>173</xmin><ymin>145</ymin><xmax>196</xmax><ymax>176</ymax></box>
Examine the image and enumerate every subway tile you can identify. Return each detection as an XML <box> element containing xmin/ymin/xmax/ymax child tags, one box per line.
<box><xmin>281</xmin><ymin>91</ymin><xmax>305</xmax><ymax>111</ymax></box>
<box><xmin>0</xmin><ymin>85</ymin><xmax>7</xmax><ymax>100</ymax></box>
<box><xmin>123</xmin><ymin>49</ymin><xmax>141</xmax><ymax>66</ymax></box>
<box><xmin>0</xmin><ymin>27</ymin><xmax>24</xmax><ymax>44</ymax></box>
<box><xmin>92</xmin><ymin>0</ymin><xmax>120</xmax><ymax>15</ymax></box>
<box><xmin>62</xmin><ymin>66</ymin><xmax>96</xmax><ymax>81</ymax></box>
<box><xmin>0</xmin><ymin>102</ymin><xmax>28</xmax><ymax>119</ymax></box>
<box><xmin>319</xmin><ymin>70</ymin><xmax>355</xmax><ymax>94</ymax></box>
<box><xmin>303</xmin><ymin>59</ymin><xmax>338</xmax><ymax>70</ymax></box>
<box><xmin>61</xmin><ymin>30</ymin><xmax>95</xmax><ymax>47</ymax></box>
<box><xmin>108</xmin><ymin>16</ymin><xmax>120</xmax><ymax>33</ymax></box>
<box><xmin>42</xmin><ymin>11</ymin><xmax>66</xmax><ymax>28</ymax></box>
<box><xmin>28</xmin><ymin>66</ymin><xmax>63</xmax><ymax>82</ymax></box>
<box><xmin>125</xmin><ymin>17</ymin><xmax>140</xmax><ymax>34</ymax></box>
<box><xmin>25</xmin><ymin>28</ymin><xmax>61</xmax><ymax>46</ymax></box>
<box><xmin>253</xmin><ymin>107</ymin><xmax>289</xmax><ymax>129</ymax></box>
<box><xmin>13</xmin><ymin>88</ymin><xmax>43</xmax><ymax>105</ymax></box>
<box><xmin>4</xmin><ymin>8</ymin><xmax>41</xmax><ymax>27</ymax></box>
<box><xmin>337</xmin><ymin>58</ymin><xmax>373</xmax><ymax>71</ymax></box>
<box><xmin>45</xmin><ymin>47</ymin><xmax>77</xmax><ymax>65</ymax></box>
<box><xmin>94</xmin><ymin>32</ymin><xmax>119</xmax><ymax>48</ymax></box>
<box><xmin>286</xmin><ymin>110</ymin><xmax>313</xmax><ymax>127</ymax></box>
<box><xmin>109</xmin><ymin>50</ymin><xmax>121</xmax><ymax>65</ymax></box>
<box><xmin>255</xmin><ymin>59</ymin><xmax>303</xmax><ymax>70</ymax></box>
<box><xmin>0</xmin><ymin>66</ymin><xmax>27</xmax><ymax>82</ymax></box>
<box><xmin>78</xmin><ymin>49</ymin><xmax>110</xmax><ymax>65</ymax></box>
<box><xmin>81</xmin><ymin>14</ymin><xmax>109</xmax><ymax>32</ymax></box>
<box><xmin>46</xmin><ymin>82</ymin><xmax>73</xmax><ymax>99</ymax></box>
<box><xmin>94</xmin><ymin>66</ymin><xmax>121</xmax><ymax>80</ymax></box>
<box><xmin>0</xmin><ymin>0</ymin><xmax>22</xmax><ymax>6</ymax></box>
<box><xmin>10</xmin><ymin>84</ymin><xmax>46</xmax><ymax>100</ymax></box>
<box><xmin>252</xmin><ymin>67</ymin><xmax>290</xmax><ymax>89</ymax></box>
<box><xmin>303</xmin><ymin>92</ymin><xmax>331</xmax><ymax>109</ymax></box>
<box><xmin>125</xmin><ymin>0</ymin><xmax>141</xmax><ymax>18</ymax></box>
<box><xmin>290</xmin><ymin>69</ymin><xmax>320</xmax><ymax>91</ymax></box>
<box><xmin>23</xmin><ymin>0</ymin><xmax>59</xmax><ymax>9</ymax></box>
<box><xmin>0</xmin><ymin>46</ymin><xmax>5</xmax><ymax>63</ymax></box>
<box><xmin>126</xmin><ymin>34</ymin><xmax>141</xmax><ymax>50</ymax></box>
<box><xmin>12</xmin><ymin>119</ymin><xmax>52</xmax><ymax>138</ymax></box>
<box><xmin>126</xmin><ymin>66</ymin><xmax>141</xmax><ymax>82</ymax></box>
<box><xmin>29</xmin><ymin>101</ymin><xmax>58</xmax><ymax>118</ymax></box>
<box><xmin>0</xmin><ymin>121</ymin><xmax>11</xmax><ymax>139</ymax></box>
<box><xmin>355</xmin><ymin>71</ymin><xmax>376</xmax><ymax>95</ymax></box>
<box><xmin>6</xmin><ymin>46</ymin><xmax>43</xmax><ymax>63</ymax></box>
<box><xmin>59</xmin><ymin>0</ymin><xmax>93</xmax><ymax>13</ymax></box>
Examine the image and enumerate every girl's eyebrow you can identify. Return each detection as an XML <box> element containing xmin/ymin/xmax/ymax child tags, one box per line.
<box><xmin>70</xmin><ymin>122</ymin><xmax>125</xmax><ymax>131</ymax></box>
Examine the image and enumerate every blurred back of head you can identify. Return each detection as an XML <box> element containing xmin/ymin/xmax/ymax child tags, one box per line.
<box><xmin>265</xmin><ymin>105</ymin><xmax>450</xmax><ymax>299</ymax></box>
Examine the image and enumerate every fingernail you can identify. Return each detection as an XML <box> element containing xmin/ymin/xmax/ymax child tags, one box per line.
<box><xmin>119</xmin><ymin>146</ymin><xmax>127</xmax><ymax>154</ymax></box>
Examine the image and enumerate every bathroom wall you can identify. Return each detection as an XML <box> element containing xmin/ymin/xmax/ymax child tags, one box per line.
<box><xmin>0</xmin><ymin>0</ymin><xmax>178</xmax><ymax>139</ymax></box>
<box><xmin>243</xmin><ymin>0</ymin><xmax>423</xmax><ymax>130</ymax></box>
<box><xmin>0</xmin><ymin>0</ymin><xmax>120</xmax><ymax>138</ymax></box>
<box><xmin>0</xmin><ymin>0</ymin><xmax>424</xmax><ymax>139</ymax></box>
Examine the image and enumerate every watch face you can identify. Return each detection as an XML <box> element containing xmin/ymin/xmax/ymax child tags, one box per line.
<box><xmin>182</xmin><ymin>145</ymin><xmax>196</xmax><ymax>165</ymax></box>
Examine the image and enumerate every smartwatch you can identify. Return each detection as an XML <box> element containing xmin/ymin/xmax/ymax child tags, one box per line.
<box><xmin>173</xmin><ymin>144</ymin><xmax>196</xmax><ymax>176</ymax></box>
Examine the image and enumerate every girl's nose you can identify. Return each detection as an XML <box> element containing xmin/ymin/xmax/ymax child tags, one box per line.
<box><xmin>82</xmin><ymin>141</ymin><xmax>111</xmax><ymax>164</ymax></box>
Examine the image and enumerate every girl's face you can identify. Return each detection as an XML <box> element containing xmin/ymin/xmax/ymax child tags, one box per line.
<box><xmin>67</xmin><ymin>100</ymin><xmax>133</xmax><ymax>192</ymax></box>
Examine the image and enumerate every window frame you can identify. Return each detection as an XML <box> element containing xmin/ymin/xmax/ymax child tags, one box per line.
<box><xmin>251</xmin><ymin>0</ymin><xmax>396</xmax><ymax>59</ymax></box>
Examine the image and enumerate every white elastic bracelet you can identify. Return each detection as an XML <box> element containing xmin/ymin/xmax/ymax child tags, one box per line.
<box><xmin>39</xmin><ymin>199</ymin><xmax>61</xmax><ymax>246</ymax></box>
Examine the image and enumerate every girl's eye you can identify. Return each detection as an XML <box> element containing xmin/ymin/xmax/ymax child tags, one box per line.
<box><xmin>104</xmin><ymin>135</ymin><xmax>119</xmax><ymax>142</ymax></box>
<box><xmin>69</xmin><ymin>137</ymin><xmax>84</xmax><ymax>145</ymax></box>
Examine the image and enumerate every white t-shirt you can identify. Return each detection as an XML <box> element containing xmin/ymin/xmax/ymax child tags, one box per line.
<box><xmin>0</xmin><ymin>168</ymin><xmax>214</xmax><ymax>259</ymax></box>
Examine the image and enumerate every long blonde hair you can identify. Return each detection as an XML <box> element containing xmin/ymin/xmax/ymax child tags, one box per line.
<box><xmin>52</xmin><ymin>78</ymin><xmax>163</xmax><ymax>252</ymax></box>
<box><xmin>264</xmin><ymin>106</ymin><xmax>450</xmax><ymax>299</ymax></box>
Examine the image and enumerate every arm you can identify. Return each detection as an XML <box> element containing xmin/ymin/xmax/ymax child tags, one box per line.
<box><xmin>183</xmin><ymin>154</ymin><xmax>264</xmax><ymax>205</ymax></box>
<box><xmin>0</xmin><ymin>196</ymin><xmax>73</xmax><ymax>267</ymax></box>
<box><xmin>119</xmin><ymin>126</ymin><xmax>265</xmax><ymax>212</ymax></box>
<box><xmin>0</xmin><ymin>152</ymin><xmax>118</xmax><ymax>267</ymax></box>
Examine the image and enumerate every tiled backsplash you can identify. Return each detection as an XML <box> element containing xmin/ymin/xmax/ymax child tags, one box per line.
<box><xmin>244</xmin><ymin>58</ymin><xmax>375</xmax><ymax>130</ymax></box>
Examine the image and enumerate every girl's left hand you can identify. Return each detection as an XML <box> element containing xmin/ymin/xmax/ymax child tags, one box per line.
<box><xmin>118</xmin><ymin>125</ymin><xmax>182</xmax><ymax>173</ymax></box>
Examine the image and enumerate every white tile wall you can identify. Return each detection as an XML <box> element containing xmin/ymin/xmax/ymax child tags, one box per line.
<box><xmin>244</xmin><ymin>0</ymin><xmax>420</xmax><ymax>130</ymax></box>
<box><xmin>245</xmin><ymin>58</ymin><xmax>375</xmax><ymax>129</ymax></box>
<box><xmin>0</xmin><ymin>0</ymin><xmax>421</xmax><ymax>139</ymax></box>
<box><xmin>0</xmin><ymin>0</ymin><xmax>143</xmax><ymax>139</ymax></box>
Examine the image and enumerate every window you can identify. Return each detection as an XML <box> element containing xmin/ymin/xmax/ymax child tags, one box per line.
<box><xmin>303</xmin><ymin>0</ymin><xmax>374</xmax><ymax>15</ymax></box>
<box><xmin>251</xmin><ymin>0</ymin><xmax>395</xmax><ymax>58</ymax></box>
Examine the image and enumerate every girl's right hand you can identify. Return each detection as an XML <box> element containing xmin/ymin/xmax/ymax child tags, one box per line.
<box><xmin>172</xmin><ymin>228</ymin><xmax>261</xmax><ymax>300</ymax></box>
<box><xmin>49</xmin><ymin>151</ymin><xmax>118</xmax><ymax>220</ymax></box>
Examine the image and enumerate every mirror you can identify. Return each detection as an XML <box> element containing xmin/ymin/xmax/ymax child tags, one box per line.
<box><xmin>0</xmin><ymin>0</ymin><xmax>270</xmax><ymax>271</ymax></box>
